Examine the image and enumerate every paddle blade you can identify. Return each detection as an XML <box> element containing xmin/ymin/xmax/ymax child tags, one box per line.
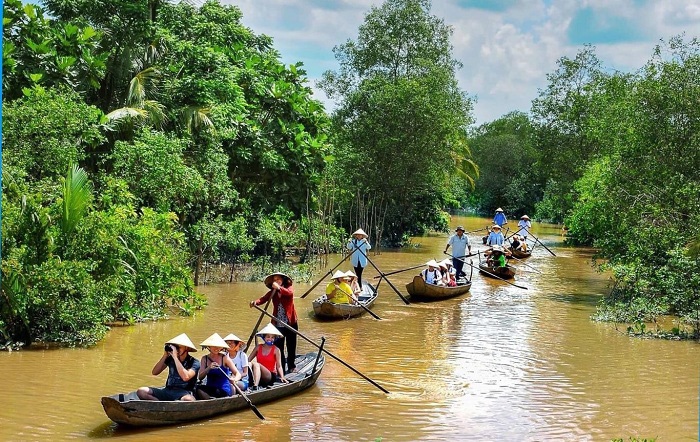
<box><xmin>251</xmin><ymin>404</ymin><xmax>265</xmax><ymax>420</ymax></box>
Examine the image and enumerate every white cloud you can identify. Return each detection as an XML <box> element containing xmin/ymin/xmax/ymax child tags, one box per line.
<box><xmin>225</xmin><ymin>0</ymin><xmax>699</xmax><ymax>124</ymax></box>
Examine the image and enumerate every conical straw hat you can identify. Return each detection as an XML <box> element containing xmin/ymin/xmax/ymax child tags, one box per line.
<box><xmin>256</xmin><ymin>323</ymin><xmax>283</xmax><ymax>337</ymax></box>
<box><xmin>165</xmin><ymin>333</ymin><xmax>197</xmax><ymax>352</ymax></box>
<box><xmin>492</xmin><ymin>224</ymin><xmax>502</xmax><ymax>230</ymax></box>
<box><xmin>343</xmin><ymin>270</ymin><xmax>357</xmax><ymax>278</ymax></box>
<box><xmin>199</xmin><ymin>333</ymin><xmax>228</xmax><ymax>349</ymax></box>
<box><xmin>331</xmin><ymin>270</ymin><xmax>346</xmax><ymax>280</ymax></box>
<box><xmin>223</xmin><ymin>333</ymin><xmax>246</xmax><ymax>351</ymax></box>
<box><xmin>263</xmin><ymin>272</ymin><xmax>292</xmax><ymax>288</ymax></box>
<box><xmin>223</xmin><ymin>333</ymin><xmax>243</xmax><ymax>343</ymax></box>
<box><xmin>425</xmin><ymin>259</ymin><xmax>440</xmax><ymax>267</ymax></box>
<box><xmin>352</xmin><ymin>228</ymin><xmax>368</xmax><ymax>238</ymax></box>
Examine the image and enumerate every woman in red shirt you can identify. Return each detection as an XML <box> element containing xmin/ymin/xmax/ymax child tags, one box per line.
<box><xmin>249</xmin><ymin>323</ymin><xmax>288</xmax><ymax>390</ymax></box>
<box><xmin>250</xmin><ymin>272</ymin><xmax>299</xmax><ymax>373</ymax></box>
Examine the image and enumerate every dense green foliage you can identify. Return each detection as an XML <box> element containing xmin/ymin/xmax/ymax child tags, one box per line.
<box><xmin>468</xmin><ymin>112</ymin><xmax>538</xmax><ymax>218</ymax></box>
<box><xmin>1</xmin><ymin>0</ymin><xmax>332</xmax><ymax>346</ymax></box>
<box><xmin>319</xmin><ymin>0</ymin><xmax>476</xmax><ymax>245</ymax></box>
<box><xmin>466</xmin><ymin>38</ymin><xmax>700</xmax><ymax>337</ymax></box>
<box><xmin>2</xmin><ymin>0</ymin><xmax>698</xmax><ymax>345</ymax></box>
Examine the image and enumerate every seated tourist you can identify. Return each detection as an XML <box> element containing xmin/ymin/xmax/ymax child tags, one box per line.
<box><xmin>325</xmin><ymin>270</ymin><xmax>354</xmax><ymax>304</ymax></box>
<box><xmin>421</xmin><ymin>259</ymin><xmax>444</xmax><ymax>286</ymax></box>
<box><xmin>196</xmin><ymin>333</ymin><xmax>241</xmax><ymax>399</ymax></box>
<box><xmin>249</xmin><ymin>324</ymin><xmax>289</xmax><ymax>390</ymax></box>
<box><xmin>224</xmin><ymin>333</ymin><xmax>249</xmax><ymax>393</ymax></box>
<box><xmin>136</xmin><ymin>333</ymin><xmax>200</xmax><ymax>401</ymax></box>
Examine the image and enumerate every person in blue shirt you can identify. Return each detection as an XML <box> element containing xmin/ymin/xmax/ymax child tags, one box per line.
<box><xmin>517</xmin><ymin>215</ymin><xmax>532</xmax><ymax>240</ymax></box>
<box><xmin>486</xmin><ymin>225</ymin><xmax>505</xmax><ymax>246</ymax></box>
<box><xmin>443</xmin><ymin>226</ymin><xmax>471</xmax><ymax>278</ymax></box>
<box><xmin>347</xmin><ymin>228</ymin><xmax>371</xmax><ymax>286</ymax></box>
<box><xmin>493</xmin><ymin>208</ymin><xmax>507</xmax><ymax>227</ymax></box>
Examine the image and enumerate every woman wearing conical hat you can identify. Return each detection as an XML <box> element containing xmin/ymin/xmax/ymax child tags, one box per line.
<box><xmin>325</xmin><ymin>270</ymin><xmax>354</xmax><ymax>304</ymax></box>
<box><xmin>486</xmin><ymin>224</ymin><xmax>505</xmax><ymax>247</ymax></box>
<box><xmin>493</xmin><ymin>208</ymin><xmax>508</xmax><ymax>227</ymax></box>
<box><xmin>517</xmin><ymin>215</ymin><xmax>532</xmax><ymax>240</ymax></box>
<box><xmin>249</xmin><ymin>272</ymin><xmax>299</xmax><ymax>374</ymax></box>
<box><xmin>249</xmin><ymin>324</ymin><xmax>288</xmax><ymax>391</ymax></box>
<box><xmin>224</xmin><ymin>333</ymin><xmax>249</xmax><ymax>392</ymax></box>
<box><xmin>136</xmin><ymin>333</ymin><xmax>200</xmax><ymax>401</ymax></box>
<box><xmin>347</xmin><ymin>228</ymin><xmax>372</xmax><ymax>287</ymax></box>
<box><xmin>195</xmin><ymin>333</ymin><xmax>241</xmax><ymax>399</ymax></box>
<box><xmin>421</xmin><ymin>259</ymin><xmax>444</xmax><ymax>286</ymax></box>
<box><xmin>343</xmin><ymin>270</ymin><xmax>362</xmax><ymax>296</ymax></box>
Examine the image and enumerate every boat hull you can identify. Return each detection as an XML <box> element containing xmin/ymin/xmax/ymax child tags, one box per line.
<box><xmin>101</xmin><ymin>352</ymin><xmax>324</xmax><ymax>426</ymax></box>
<box><xmin>478</xmin><ymin>262</ymin><xmax>516</xmax><ymax>279</ymax></box>
<box><xmin>312</xmin><ymin>282</ymin><xmax>378</xmax><ymax>319</ymax></box>
<box><xmin>405</xmin><ymin>275</ymin><xmax>471</xmax><ymax>301</ymax></box>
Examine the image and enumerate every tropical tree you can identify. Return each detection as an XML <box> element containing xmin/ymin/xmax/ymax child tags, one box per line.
<box><xmin>2</xmin><ymin>0</ymin><xmax>108</xmax><ymax>100</ymax></box>
<box><xmin>319</xmin><ymin>0</ymin><xmax>474</xmax><ymax>244</ymax></box>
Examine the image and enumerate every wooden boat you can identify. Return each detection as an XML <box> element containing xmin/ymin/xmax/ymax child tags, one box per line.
<box><xmin>509</xmin><ymin>249</ymin><xmax>532</xmax><ymax>259</ymax></box>
<box><xmin>312</xmin><ymin>281</ymin><xmax>378</xmax><ymax>319</ymax></box>
<box><xmin>478</xmin><ymin>261</ymin><xmax>516</xmax><ymax>279</ymax></box>
<box><xmin>101</xmin><ymin>351</ymin><xmax>325</xmax><ymax>427</ymax></box>
<box><xmin>405</xmin><ymin>275</ymin><xmax>471</xmax><ymax>301</ymax></box>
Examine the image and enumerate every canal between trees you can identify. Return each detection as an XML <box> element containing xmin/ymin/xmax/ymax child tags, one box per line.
<box><xmin>2</xmin><ymin>216</ymin><xmax>697</xmax><ymax>440</ymax></box>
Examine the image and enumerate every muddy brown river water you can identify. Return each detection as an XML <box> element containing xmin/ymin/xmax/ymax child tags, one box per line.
<box><xmin>1</xmin><ymin>216</ymin><xmax>698</xmax><ymax>441</ymax></box>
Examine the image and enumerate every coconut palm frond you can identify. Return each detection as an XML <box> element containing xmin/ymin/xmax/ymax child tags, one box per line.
<box><xmin>127</xmin><ymin>66</ymin><xmax>160</xmax><ymax>106</ymax></box>
<box><xmin>143</xmin><ymin>99</ymin><xmax>167</xmax><ymax>129</ymax></box>
<box><xmin>61</xmin><ymin>165</ymin><xmax>93</xmax><ymax>236</ymax></box>
<box><xmin>181</xmin><ymin>106</ymin><xmax>214</xmax><ymax>133</ymax></box>
<box><xmin>105</xmin><ymin>107</ymin><xmax>148</xmax><ymax>121</ymax></box>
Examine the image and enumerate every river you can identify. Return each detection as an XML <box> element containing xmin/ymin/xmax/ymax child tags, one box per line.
<box><xmin>1</xmin><ymin>216</ymin><xmax>698</xmax><ymax>441</ymax></box>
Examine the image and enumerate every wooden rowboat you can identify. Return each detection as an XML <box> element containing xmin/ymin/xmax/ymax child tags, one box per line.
<box><xmin>405</xmin><ymin>275</ymin><xmax>471</xmax><ymax>301</ymax></box>
<box><xmin>509</xmin><ymin>249</ymin><xmax>532</xmax><ymax>259</ymax></box>
<box><xmin>312</xmin><ymin>281</ymin><xmax>378</xmax><ymax>319</ymax></box>
<box><xmin>101</xmin><ymin>351</ymin><xmax>324</xmax><ymax>426</ymax></box>
<box><xmin>478</xmin><ymin>261</ymin><xmax>516</xmax><ymax>279</ymax></box>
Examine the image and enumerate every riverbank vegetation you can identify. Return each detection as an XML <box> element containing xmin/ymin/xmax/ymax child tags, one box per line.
<box><xmin>469</xmin><ymin>39</ymin><xmax>700</xmax><ymax>339</ymax></box>
<box><xmin>2</xmin><ymin>0</ymin><xmax>699</xmax><ymax>346</ymax></box>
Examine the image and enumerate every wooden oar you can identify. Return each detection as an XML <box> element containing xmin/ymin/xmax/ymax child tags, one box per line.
<box><xmin>217</xmin><ymin>367</ymin><xmax>265</xmax><ymax>420</ymax></box>
<box><xmin>300</xmin><ymin>252</ymin><xmax>353</xmax><ymax>299</ymax></box>
<box><xmin>519</xmin><ymin>228</ymin><xmax>556</xmax><ymax>256</ymax></box>
<box><xmin>446</xmin><ymin>252</ymin><xmax>528</xmax><ymax>290</ymax></box>
<box><xmin>252</xmin><ymin>304</ymin><xmax>390</xmax><ymax>394</ymax></box>
<box><xmin>246</xmin><ymin>297</ymin><xmax>272</xmax><ymax>350</ymax></box>
<box><xmin>372</xmin><ymin>263</ymin><xmax>425</xmax><ymax>278</ymax></box>
<box><xmin>334</xmin><ymin>284</ymin><xmax>382</xmax><ymax>320</ymax></box>
<box><xmin>353</xmin><ymin>245</ymin><xmax>410</xmax><ymax>305</ymax></box>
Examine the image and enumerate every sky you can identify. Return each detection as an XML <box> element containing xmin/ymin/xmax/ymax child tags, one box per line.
<box><xmin>222</xmin><ymin>0</ymin><xmax>700</xmax><ymax>125</ymax></box>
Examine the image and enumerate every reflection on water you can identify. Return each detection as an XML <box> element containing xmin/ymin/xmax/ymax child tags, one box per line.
<box><xmin>2</xmin><ymin>216</ymin><xmax>698</xmax><ymax>441</ymax></box>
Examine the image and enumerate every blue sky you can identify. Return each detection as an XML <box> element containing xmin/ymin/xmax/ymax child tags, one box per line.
<box><xmin>227</xmin><ymin>0</ymin><xmax>700</xmax><ymax>124</ymax></box>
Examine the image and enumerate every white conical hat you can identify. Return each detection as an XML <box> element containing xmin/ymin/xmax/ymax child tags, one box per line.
<box><xmin>200</xmin><ymin>333</ymin><xmax>228</xmax><ymax>349</ymax></box>
<box><xmin>352</xmin><ymin>228</ymin><xmax>368</xmax><ymax>238</ymax></box>
<box><xmin>495</xmin><ymin>207</ymin><xmax>503</xmax><ymax>212</ymax></box>
<box><xmin>492</xmin><ymin>224</ymin><xmax>502</xmax><ymax>230</ymax></box>
<box><xmin>165</xmin><ymin>333</ymin><xmax>197</xmax><ymax>352</ymax></box>
<box><xmin>425</xmin><ymin>259</ymin><xmax>440</xmax><ymax>267</ymax></box>
<box><xmin>223</xmin><ymin>333</ymin><xmax>243</xmax><ymax>343</ymax></box>
<box><xmin>521</xmin><ymin>215</ymin><xmax>530</xmax><ymax>220</ymax></box>
<box><xmin>343</xmin><ymin>270</ymin><xmax>357</xmax><ymax>278</ymax></box>
<box><xmin>331</xmin><ymin>270</ymin><xmax>346</xmax><ymax>280</ymax></box>
<box><xmin>441</xmin><ymin>259</ymin><xmax>452</xmax><ymax>267</ymax></box>
<box><xmin>256</xmin><ymin>323</ymin><xmax>283</xmax><ymax>337</ymax></box>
